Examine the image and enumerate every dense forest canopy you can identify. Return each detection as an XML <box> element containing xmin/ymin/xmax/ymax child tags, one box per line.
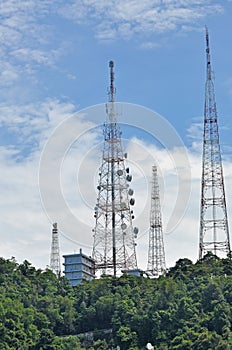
<box><xmin>0</xmin><ymin>253</ymin><xmax>232</xmax><ymax>349</ymax></box>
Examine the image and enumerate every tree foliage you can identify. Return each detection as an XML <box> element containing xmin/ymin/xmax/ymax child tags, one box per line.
<box><xmin>0</xmin><ymin>254</ymin><xmax>232</xmax><ymax>349</ymax></box>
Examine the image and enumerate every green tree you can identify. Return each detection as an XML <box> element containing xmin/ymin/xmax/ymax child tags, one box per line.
<box><xmin>116</xmin><ymin>325</ymin><xmax>138</xmax><ymax>350</ymax></box>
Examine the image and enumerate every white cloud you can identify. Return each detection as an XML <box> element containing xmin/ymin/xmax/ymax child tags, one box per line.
<box><xmin>0</xmin><ymin>65</ymin><xmax>19</xmax><ymax>86</ymax></box>
<box><xmin>0</xmin><ymin>100</ymin><xmax>232</xmax><ymax>271</ymax></box>
<box><xmin>12</xmin><ymin>48</ymin><xmax>59</xmax><ymax>66</ymax></box>
<box><xmin>60</xmin><ymin>0</ymin><xmax>225</xmax><ymax>40</ymax></box>
<box><xmin>0</xmin><ymin>0</ymin><xmax>229</xmax><ymax>96</ymax></box>
<box><xmin>0</xmin><ymin>0</ymin><xmax>66</xmax><ymax>89</ymax></box>
<box><xmin>0</xmin><ymin>0</ymin><xmax>231</xmax><ymax>271</ymax></box>
<box><xmin>0</xmin><ymin>99</ymin><xmax>86</xmax><ymax>266</ymax></box>
<box><xmin>0</xmin><ymin>99</ymin><xmax>77</xmax><ymax>154</ymax></box>
<box><xmin>140</xmin><ymin>42</ymin><xmax>161</xmax><ymax>49</ymax></box>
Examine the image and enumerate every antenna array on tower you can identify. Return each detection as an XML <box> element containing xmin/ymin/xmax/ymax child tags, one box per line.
<box><xmin>92</xmin><ymin>61</ymin><xmax>138</xmax><ymax>277</ymax></box>
<box><xmin>49</xmin><ymin>28</ymin><xmax>231</xmax><ymax>278</ymax></box>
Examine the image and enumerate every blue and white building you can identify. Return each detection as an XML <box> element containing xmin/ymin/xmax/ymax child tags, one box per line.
<box><xmin>63</xmin><ymin>249</ymin><xmax>95</xmax><ymax>286</ymax></box>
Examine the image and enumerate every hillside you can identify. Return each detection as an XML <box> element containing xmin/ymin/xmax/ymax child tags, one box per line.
<box><xmin>0</xmin><ymin>253</ymin><xmax>232</xmax><ymax>349</ymax></box>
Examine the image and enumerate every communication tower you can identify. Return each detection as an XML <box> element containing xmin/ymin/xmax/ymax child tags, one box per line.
<box><xmin>147</xmin><ymin>166</ymin><xmax>166</xmax><ymax>276</ymax></box>
<box><xmin>50</xmin><ymin>222</ymin><xmax>61</xmax><ymax>276</ymax></box>
<box><xmin>199</xmin><ymin>27</ymin><xmax>231</xmax><ymax>259</ymax></box>
<box><xmin>92</xmin><ymin>61</ymin><xmax>138</xmax><ymax>277</ymax></box>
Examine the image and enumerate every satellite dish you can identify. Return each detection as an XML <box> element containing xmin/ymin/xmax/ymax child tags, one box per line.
<box><xmin>121</xmin><ymin>223</ymin><xmax>127</xmax><ymax>230</ymax></box>
<box><xmin>134</xmin><ymin>227</ymin><xmax>139</xmax><ymax>234</ymax></box>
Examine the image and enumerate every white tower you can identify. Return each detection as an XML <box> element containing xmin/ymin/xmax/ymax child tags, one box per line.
<box><xmin>92</xmin><ymin>61</ymin><xmax>138</xmax><ymax>277</ymax></box>
<box><xmin>147</xmin><ymin>166</ymin><xmax>166</xmax><ymax>276</ymax></box>
<box><xmin>50</xmin><ymin>223</ymin><xmax>61</xmax><ymax>276</ymax></box>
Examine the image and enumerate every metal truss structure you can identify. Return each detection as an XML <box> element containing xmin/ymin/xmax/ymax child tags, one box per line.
<box><xmin>92</xmin><ymin>61</ymin><xmax>138</xmax><ymax>276</ymax></box>
<box><xmin>199</xmin><ymin>27</ymin><xmax>231</xmax><ymax>259</ymax></box>
<box><xmin>147</xmin><ymin>165</ymin><xmax>166</xmax><ymax>276</ymax></box>
<box><xmin>50</xmin><ymin>222</ymin><xmax>61</xmax><ymax>276</ymax></box>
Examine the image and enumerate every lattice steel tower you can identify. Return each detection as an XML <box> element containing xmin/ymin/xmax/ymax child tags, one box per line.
<box><xmin>147</xmin><ymin>166</ymin><xmax>166</xmax><ymax>276</ymax></box>
<box><xmin>50</xmin><ymin>223</ymin><xmax>61</xmax><ymax>276</ymax></box>
<box><xmin>199</xmin><ymin>27</ymin><xmax>231</xmax><ymax>259</ymax></box>
<box><xmin>92</xmin><ymin>61</ymin><xmax>138</xmax><ymax>277</ymax></box>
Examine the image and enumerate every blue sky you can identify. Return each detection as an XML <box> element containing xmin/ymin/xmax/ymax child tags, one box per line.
<box><xmin>1</xmin><ymin>0</ymin><xmax>232</xmax><ymax>270</ymax></box>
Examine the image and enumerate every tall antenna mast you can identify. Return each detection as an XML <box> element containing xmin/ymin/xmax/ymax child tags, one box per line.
<box><xmin>147</xmin><ymin>166</ymin><xmax>166</xmax><ymax>276</ymax></box>
<box><xmin>199</xmin><ymin>27</ymin><xmax>231</xmax><ymax>259</ymax></box>
<box><xmin>50</xmin><ymin>223</ymin><xmax>61</xmax><ymax>276</ymax></box>
<box><xmin>109</xmin><ymin>60</ymin><xmax>115</xmax><ymax>102</ymax></box>
<box><xmin>92</xmin><ymin>61</ymin><xmax>138</xmax><ymax>277</ymax></box>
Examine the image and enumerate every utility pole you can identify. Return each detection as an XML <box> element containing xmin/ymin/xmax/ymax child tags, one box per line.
<box><xmin>50</xmin><ymin>223</ymin><xmax>61</xmax><ymax>276</ymax></box>
<box><xmin>92</xmin><ymin>61</ymin><xmax>138</xmax><ymax>276</ymax></box>
<box><xmin>147</xmin><ymin>166</ymin><xmax>166</xmax><ymax>276</ymax></box>
<box><xmin>199</xmin><ymin>27</ymin><xmax>231</xmax><ymax>259</ymax></box>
